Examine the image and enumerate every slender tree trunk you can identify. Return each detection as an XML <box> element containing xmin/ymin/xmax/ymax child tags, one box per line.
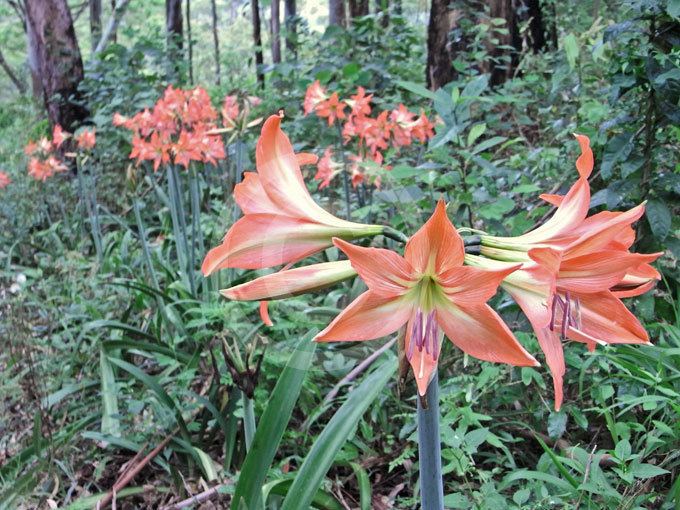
<box><xmin>210</xmin><ymin>0</ymin><xmax>221</xmax><ymax>84</ymax></box>
<box><xmin>375</xmin><ymin>0</ymin><xmax>388</xmax><ymax>27</ymax></box>
<box><xmin>348</xmin><ymin>0</ymin><xmax>369</xmax><ymax>19</ymax></box>
<box><xmin>166</xmin><ymin>0</ymin><xmax>183</xmax><ymax>48</ymax></box>
<box><xmin>524</xmin><ymin>0</ymin><xmax>545</xmax><ymax>52</ymax></box>
<box><xmin>25</xmin><ymin>6</ymin><xmax>42</xmax><ymax>100</ymax></box>
<box><xmin>89</xmin><ymin>0</ymin><xmax>101</xmax><ymax>51</ymax></box>
<box><xmin>251</xmin><ymin>0</ymin><xmax>265</xmax><ymax>88</ymax></box>
<box><xmin>166</xmin><ymin>0</ymin><xmax>183</xmax><ymax>77</ymax></box>
<box><xmin>93</xmin><ymin>0</ymin><xmax>132</xmax><ymax>55</ymax></box>
<box><xmin>186</xmin><ymin>0</ymin><xmax>194</xmax><ymax>83</ymax></box>
<box><xmin>284</xmin><ymin>0</ymin><xmax>297</xmax><ymax>58</ymax></box>
<box><xmin>0</xmin><ymin>48</ymin><xmax>27</xmax><ymax>94</ymax></box>
<box><xmin>24</xmin><ymin>0</ymin><xmax>89</xmax><ymax>130</ymax></box>
<box><xmin>487</xmin><ymin>0</ymin><xmax>519</xmax><ymax>86</ymax></box>
<box><xmin>271</xmin><ymin>0</ymin><xmax>281</xmax><ymax>63</ymax></box>
<box><xmin>426</xmin><ymin>0</ymin><xmax>458</xmax><ymax>90</ymax></box>
<box><xmin>328</xmin><ymin>0</ymin><xmax>346</xmax><ymax>27</ymax></box>
<box><xmin>110</xmin><ymin>0</ymin><xmax>118</xmax><ymax>43</ymax></box>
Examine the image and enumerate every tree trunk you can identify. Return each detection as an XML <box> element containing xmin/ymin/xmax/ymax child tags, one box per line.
<box><xmin>186</xmin><ymin>0</ymin><xmax>193</xmax><ymax>83</ymax></box>
<box><xmin>426</xmin><ymin>0</ymin><xmax>458</xmax><ymax>90</ymax></box>
<box><xmin>24</xmin><ymin>0</ymin><xmax>89</xmax><ymax>130</ymax></box>
<box><xmin>328</xmin><ymin>0</ymin><xmax>346</xmax><ymax>27</ymax></box>
<box><xmin>110</xmin><ymin>0</ymin><xmax>118</xmax><ymax>43</ymax></box>
<box><xmin>348</xmin><ymin>0</ymin><xmax>369</xmax><ymax>19</ymax></box>
<box><xmin>271</xmin><ymin>0</ymin><xmax>281</xmax><ymax>63</ymax></box>
<box><xmin>251</xmin><ymin>0</ymin><xmax>265</xmax><ymax>88</ymax></box>
<box><xmin>284</xmin><ymin>0</ymin><xmax>297</xmax><ymax>58</ymax></box>
<box><xmin>210</xmin><ymin>0</ymin><xmax>221</xmax><ymax>84</ymax></box>
<box><xmin>93</xmin><ymin>0</ymin><xmax>132</xmax><ymax>55</ymax></box>
<box><xmin>487</xmin><ymin>0</ymin><xmax>519</xmax><ymax>86</ymax></box>
<box><xmin>375</xmin><ymin>0</ymin><xmax>388</xmax><ymax>27</ymax></box>
<box><xmin>89</xmin><ymin>0</ymin><xmax>101</xmax><ymax>50</ymax></box>
<box><xmin>524</xmin><ymin>0</ymin><xmax>545</xmax><ymax>52</ymax></box>
<box><xmin>166</xmin><ymin>0</ymin><xmax>183</xmax><ymax>49</ymax></box>
<box><xmin>0</xmin><ymin>48</ymin><xmax>27</xmax><ymax>94</ymax></box>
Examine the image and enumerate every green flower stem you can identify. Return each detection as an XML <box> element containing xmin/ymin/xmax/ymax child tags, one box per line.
<box><xmin>417</xmin><ymin>372</ymin><xmax>444</xmax><ymax>510</ymax></box>
<box><xmin>133</xmin><ymin>199</ymin><xmax>160</xmax><ymax>291</ymax></box>
<box><xmin>383</xmin><ymin>226</ymin><xmax>410</xmax><ymax>244</ymax></box>
<box><xmin>335</xmin><ymin>123</ymin><xmax>352</xmax><ymax>219</ymax></box>
<box><xmin>242</xmin><ymin>393</ymin><xmax>256</xmax><ymax>452</ymax></box>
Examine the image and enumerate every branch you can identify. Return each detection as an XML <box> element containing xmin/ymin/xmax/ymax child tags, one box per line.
<box><xmin>0</xmin><ymin>48</ymin><xmax>27</xmax><ymax>94</ymax></box>
<box><xmin>159</xmin><ymin>482</ymin><xmax>233</xmax><ymax>510</ymax></box>
<box><xmin>92</xmin><ymin>0</ymin><xmax>132</xmax><ymax>56</ymax></box>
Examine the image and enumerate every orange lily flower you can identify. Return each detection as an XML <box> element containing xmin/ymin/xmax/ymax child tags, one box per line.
<box><xmin>201</xmin><ymin>114</ymin><xmax>384</xmax><ymax>274</ymax></box>
<box><xmin>0</xmin><ymin>171</ymin><xmax>11</xmax><ymax>189</ymax></box>
<box><xmin>473</xmin><ymin>135</ymin><xmax>662</xmax><ymax>409</ymax></box>
<box><xmin>221</xmin><ymin>260</ymin><xmax>357</xmax><ymax>301</ymax></box>
<box><xmin>316</xmin><ymin>201</ymin><xmax>538</xmax><ymax>396</ymax></box>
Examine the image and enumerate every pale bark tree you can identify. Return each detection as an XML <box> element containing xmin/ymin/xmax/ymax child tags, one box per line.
<box><xmin>210</xmin><ymin>0</ymin><xmax>221</xmax><ymax>84</ymax></box>
<box><xmin>271</xmin><ymin>0</ymin><xmax>281</xmax><ymax>63</ymax></box>
<box><xmin>328</xmin><ymin>0</ymin><xmax>346</xmax><ymax>27</ymax></box>
<box><xmin>24</xmin><ymin>0</ymin><xmax>89</xmax><ymax>130</ymax></box>
<box><xmin>89</xmin><ymin>0</ymin><xmax>101</xmax><ymax>50</ymax></box>
<box><xmin>93</xmin><ymin>0</ymin><xmax>132</xmax><ymax>55</ymax></box>
<box><xmin>251</xmin><ymin>0</ymin><xmax>265</xmax><ymax>88</ymax></box>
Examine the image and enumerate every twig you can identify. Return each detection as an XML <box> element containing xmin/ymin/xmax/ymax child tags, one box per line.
<box><xmin>323</xmin><ymin>337</ymin><xmax>396</xmax><ymax>404</ymax></box>
<box><xmin>96</xmin><ymin>434</ymin><xmax>175</xmax><ymax>509</ymax></box>
<box><xmin>159</xmin><ymin>482</ymin><xmax>233</xmax><ymax>510</ymax></box>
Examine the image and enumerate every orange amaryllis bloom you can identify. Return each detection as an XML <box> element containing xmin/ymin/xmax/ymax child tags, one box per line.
<box><xmin>52</xmin><ymin>124</ymin><xmax>69</xmax><ymax>148</ymax></box>
<box><xmin>76</xmin><ymin>128</ymin><xmax>96</xmax><ymax>150</ymax></box>
<box><xmin>316</xmin><ymin>201</ymin><xmax>538</xmax><ymax>396</ymax></box>
<box><xmin>201</xmin><ymin>114</ymin><xmax>384</xmax><ymax>274</ymax></box>
<box><xmin>221</xmin><ymin>260</ymin><xmax>357</xmax><ymax>301</ymax></box>
<box><xmin>472</xmin><ymin>135</ymin><xmax>662</xmax><ymax>409</ymax></box>
<box><xmin>0</xmin><ymin>171</ymin><xmax>11</xmax><ymax>189</ymax></box>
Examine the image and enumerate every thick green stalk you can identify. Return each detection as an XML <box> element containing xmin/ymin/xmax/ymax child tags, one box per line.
<box><xmin>335</xmin><ymin>123</ymin><xmax>352</xmax><ymax>219</ymax></box>
<box><xmin>133</xmin><ymin>200</ymin><xmax>160</xmax><ymax>291</ymax></box>
<box><xmin>167</xmin><ymin>166</ymin><xmax>193</xmax><ymax>294</ymax></box>
<box><xmin>242</xmin><ymin>393</ymin><xmax>256</xmax><ymax>452</ymax></box>
<box><xmin>417</xmin><ymin>372</ymin><xmax>444</xmax><ymax>510</ymax></box>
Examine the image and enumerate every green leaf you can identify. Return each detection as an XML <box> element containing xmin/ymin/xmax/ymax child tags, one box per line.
<box><xmin>511</xmin><ymin>183</ymin><xmax>541</xmax><ymax>194</ymax></box>
<box><xmin>395</xmin><ymin>80</ymin><xmax>437</xmax><ymax>101</ymax></box>
<box><xmin>231</xmin><ymin>333</ymin><xmax>317</xmax><ymax>510</ymax></box>
<box><xmin>477</xmin><ymin>197</ymin><xmax>515</xmax><ymax>221</ymax></box>
<box><xmin>668</xmin><ymin>0</ymin><xmax>680</xmax><ymax>18</ymax></box>
<box><xmin>646</xmin><ymin>199</ymin><xmax>671</xmax><ymax>240</ymax></box>
<box><xmin>472</xmin><ymin>136</ymin><xmax>507</xmax><ymax>155</ymax></box>
<box><xmin>547</xmin><ymin>410</ymin><xmax>568</xmax><ymax>439</ymax></box>
<box><xmin>467</xmin><ymin>123</ymin><xmax>487</xmax><ymax>147</ymax></box>
<box><xmin>280</xmin><ymin>358</ymin><xmax>397</xmax><ymax>510</ymax></box>
<box><xmin>443</xmin><ymin>493</ymin><xmax>472</xmax><ymax>508</ymax></box>
<box><xmin>631</xmin><ymin>463</ymin><xmax>669</xmax><ymax>479</ymax></box>
<box><xmin>614</xmin><ymin>439</ymin><xmax>631</xmax><ymax>461</ymax></box>
<box><xmin>601</xmin><ymin>132</ymin><xmax>633</xmax><ymax>179</ymax></box>
<box><xmin>563</xmin><ymin>33</ymin><xmax>579</xmax><ymax>69</ymax></box>
<box><xmin>100</xmin><ymin>347</ymin><xmax>120</xmax><ymax>438</ymax></box>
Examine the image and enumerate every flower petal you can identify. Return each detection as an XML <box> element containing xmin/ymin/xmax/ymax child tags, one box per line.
<box><xmin>404</xmin><ymin>200</ymin><xmax>464</xmax><ymax>274</ymax></box>
<box><xmin>436</xmin><ymin>301</ymin><xmax>538</xmax><ymax>367</ymax></box>
<box><xmin>439</xmin><ymin>264</ymin><xmax>520</xmax><ymax>306</ymax></box>
<box><xmin>404</xmin><ymin>316</ymin><xmax>439</xmax><ymax>396</ymax></box>
<box><xmin>202</xmin><ymin>215</ymin><xmax>338</xmax><ymax>273</ymax></box>
<box><xmin>333</xmin><ymin>238</ymin><xmax>415</xmax><ymax>297</ymax></box>
<box><xmin>221</xmin><ymin>260</ymin><xmax>356</xmax><ymax>300</ymax></box>
<box><xmin>256</xmin><ymin>114</ymin><xmax>356</xmax><ymax>228</ymax></box>
<box><xmin>574</xmin><ymin>134</ymin><xmax>593</xmax><ymax>178</ymax></box>
<box><xmin>296</xmin><ymin>152</ymin><xmax>318</xmax><ymax>166</ymax></box>
<box><xmin>535</xmin><ymin>327</ymin><xmax>566</xmax><ymax>411</ymax></box>
<box><xmin>234</xmin><ymin>172</ymin><xmax>281</xmax><ymax>215</ymax></box>
<box><xmin>558</xmin><ymin>251</ymin><xmax>661</xmax><ymax>294</ymax></box>
<box><xmin>567</xmin><ymin>290</ymin><xmax>650</xmax><ymax>346</ymax></box>
<box><xmin>540</xmin><ymin>193</ymin><xmax>563</xmax><ymax>207</ymax></box>
<box><xmin>315</xmin><ymin>291</ymin><xmax>413</xmax><ymax>342</ymax></box>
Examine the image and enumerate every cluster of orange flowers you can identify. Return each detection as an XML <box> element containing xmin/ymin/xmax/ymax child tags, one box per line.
<box><xmin>114</xmin><ymin>85</ymin><xmax>227</xmax><ymax>171</ymax></box>
<box><xmin>304</xmin><ymin>81</ymin><xmax>435</xmax><ymax>188</ymax></box>
<box><xmin>24</xmin><ymin>125</ymin><xmax>96</xmax><ymax>182</ymax></box>
<box><xmin>0</xmin><ymin>171</ymin><xmax>10</xmax><ymax>189</ymax></box>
